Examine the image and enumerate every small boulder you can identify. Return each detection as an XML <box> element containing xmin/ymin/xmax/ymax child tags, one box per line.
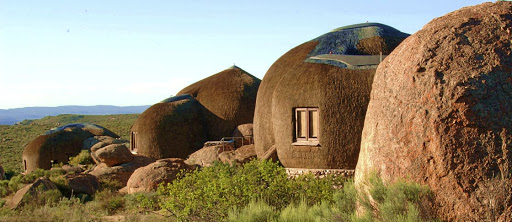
<box><xmin>219</xmin><ymin>144</ymin><xmax>256</xmax><ymax>165</ymax></box>
<box><xmin>66</xmin><ymin>173</ymin><xmax>99</xmax><ymax>195</ymax></box>
<box><xmin>90</xmin><ymin>155</ymin><xmax>155</xmax><ymax>186</ymax></box>
<box><xmin>10</xmin><ymin>177</ymin><xmax>60</xmax><ymax>209</ymax></box>
<box><xmin>232</xmin><ymin>124</ymin><xmax>253</xmax><ymax>148</ymax></box>
<box><xmin>61</xmin><ymin>164</ymin><xmax>84</xmax><ymax>174</ymax></box>
<box><xmin>95</xmin><ymin>144</ymin><xmax>134</xmax><ymax>167</ymax></box>
<box><xmin>126</xmin><ymin>158</ymin><xmax>194</xmax><ymax>194</ymax></box>
<box><xmin>185</xmin><ymin>145</ymin><xmax>233</xmax><ymax>167</ymax></box>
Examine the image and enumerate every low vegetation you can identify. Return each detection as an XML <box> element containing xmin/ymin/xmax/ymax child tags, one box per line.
<box><xmin>0</xmin><ymin>114</ymin><xmax>139</xmax><ymax>174</ymax></box>
<box><xmin>0</xmin><ymin>158</ymin><xmax>434</xmax><ymax>221</ymax></box>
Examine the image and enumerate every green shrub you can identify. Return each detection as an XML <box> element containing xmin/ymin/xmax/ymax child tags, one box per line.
<box><xmin>124</xmin><ymin>192</ymin><xmax>160</xmax><ymax>212</ymax></box>
<box><xmin>0</xmin><ymin>180</ymin><xmax>10</xmax><ymax>197</ymax></box>
<box><xmin>158</xmin><ymin>159</ymin><xmax>343</xmax><ymax>221</ymax></box>
<box><xmin>7</xmin><ymin>168</ymin><xmax>67</xmax><ymax>193</ymax></box>
<box><xmin>228</xmin><ymin>200</ymin><xmax>278</xmax><ymax>222</ymax></box>
<box><xmin>278</xmin><ymin>200</ymin><xmax>334</xmax><ymax>222</ymax></box>
<box><xmin>91</xmin><ymin>189</ymin><xmax>126</xmax><ymax>215</ymax></box>
<box><xmin>68</xmin><ymin>150</ymin><xmax>93</xmax><ymax>166</ymax></box>
<box><xmin>20</xmin><ymin>188</ymin><xmax>63</xmax><ymax>210</ymax></box>
<box><xmin>98</xmin><ymin>177</ymin><xmax>123</xmax><ymax>191</ymax></box>
<box><xmin>332</xmin><ymin>179</ymin><xmax>358</xmax><ymax>221</ymax></box>
<box><xmin>356</xmin><ymin>173</ymin><xmax>433</xmax><ymax>222</ymax></box>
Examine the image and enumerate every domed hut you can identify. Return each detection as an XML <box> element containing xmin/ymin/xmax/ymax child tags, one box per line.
<box><xmin>355</xmin><ymin>2</ymin><xmax>512</xmax><ymax>220</ymax></box>
<box><xmin>130</xmin><ymin>94</ymin><xmax>207</xmax><ymax>159</ymax></box>
<box><xmin>131</xmin><ymin>66</ymin><xmax>261</xmax><ymax>159</ymax></box>
<box><xmin>22</xmin><ymin>123</ymin><xmax>119</xmax><ymax>173</ymax></box>
<box><xmin>253</xmin><ymin>23</ymin><xmax>409</xmax><ymax>169</ymax></box>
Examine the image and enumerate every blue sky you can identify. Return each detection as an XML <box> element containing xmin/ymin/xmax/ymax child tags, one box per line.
<box><xmin>0</xmin><ymin>0</ymin><xmax>489</xmax><ymax>109</ymax></box>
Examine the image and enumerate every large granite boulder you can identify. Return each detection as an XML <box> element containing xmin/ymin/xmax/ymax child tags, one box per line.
<box><xmin>95</xmin><ymin>144</ymin><xmax>134</xmax><ymax>167</ymax></box>
<box><xmin>126</xmin><ymin>158</ymin><xmax>194</xmax><ymax>194</ymax></box>
<box><xmin>355</xmin><ymin>2</ymin><xmax>512</xmax><ymax>221</ymax></box>
<box><xmin>219</xmin><ymin>144</ymin><xmax>257</xmax><ymax>165</ymax></box>
<box><xmin>10</xmin><ymin>177</ymin><xmax>60</xmax><ymax>209</ymax></box>
<box><xmin>90</xmin><ymin>155</ymin><xmax>155</xmax><ymax>186</ymax></box>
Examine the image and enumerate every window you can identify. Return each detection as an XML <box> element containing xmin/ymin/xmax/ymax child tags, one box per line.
<box><xmin>131</xmin><ymin>132</ymin><xmax>137</xmax><ymax>152</ymax></box>
<box><xmin>294</xmin><ymin>108</ymin><xmax>319</xmax><ymax>144</ymax></box>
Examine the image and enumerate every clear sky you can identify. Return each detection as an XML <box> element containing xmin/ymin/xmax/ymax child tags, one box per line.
<box><xmin>0</xmin><ymin>0</ymin><xmax>489</xmax><ymax>109</ymax></box>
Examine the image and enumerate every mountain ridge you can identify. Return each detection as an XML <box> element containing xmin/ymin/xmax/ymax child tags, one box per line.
<box><xmin>0</xmin><ymin>105</ymin><xmax>150</xmax><ymax>125</ymax></box>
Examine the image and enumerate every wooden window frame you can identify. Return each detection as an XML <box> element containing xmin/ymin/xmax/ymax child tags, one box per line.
<box><xmin>131</xmin><ymin>132</ymin><xmax>137</xmax><ymax>152</ymax></box>
<box><xmin>293</xmin><ymin>107</ymin><xmax>319</xmax><ymax>146</ymax></box>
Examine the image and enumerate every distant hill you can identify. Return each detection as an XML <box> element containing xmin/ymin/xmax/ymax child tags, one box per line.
<box><xmin>0</xmin><ymin>105</ymin><xmax>150</xmax><ymax>125</ymax></box>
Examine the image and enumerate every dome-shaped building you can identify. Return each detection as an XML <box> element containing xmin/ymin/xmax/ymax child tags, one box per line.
<box><xmin>253</xmin><ymin>23</ymin><xmax>409</xmax><ymax>169</ymax></box>
<box><xmin>22</xmin><ymin>123</ymin><xmax>119</xmax><ymax>173</ymax></box>
<box><xmin>131</xmin><ymin>66</ymin><xmax>261</xmax><ymax>159</ymax></box>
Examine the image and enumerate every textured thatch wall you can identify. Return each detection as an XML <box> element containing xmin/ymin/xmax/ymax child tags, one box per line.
<box><xmin>131</xmin><ymin>95</ymin><xmax>206</xmax><ymax>159</ymax></box>
<box><xmin>131</xmin><ymin>66</ymin><xmax>260</xmax><ymax>160</ymax></box>
<box><xmin>22</xmin><ymin>123</ymin><xmax>118</xmax><ymax>173</ymax></box>
<box><xmin>254</xmin><ymin>23</ymin><xmax>408</xmax><ymax>169</ymax></box>
<box><xmin>177</xmin><ymin>66</ymin><xmax>261</xmax><ymax>140</ymax></box>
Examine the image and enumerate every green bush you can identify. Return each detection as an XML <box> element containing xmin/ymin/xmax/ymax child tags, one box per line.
<box><xmin>0</xmin><ymin>180</ymin><xmax>10</xmax><ymax>197</ymax></box>
<box><xmin>124</xmin><ymin>192</ymin><xmax>160</xmax><ymax>212</ymax></box>
<box><xmin>228</xmin><ymin>174</ymin><xmax>435</xmax><ymax>222</ymax></box>
<box><xmin>20</xmin><ymin>188</ymin><xmax>63</xmax><ymax>210</ymax></box>
<box><xmin>89</xmin><ymin>189</ymin><xmax>126</xmax><ymax>215</ymax></box>
<box><xmin>98</xmin><ymin>177</ymin><xmax>123</xmax><ymax>191</ymax></box>
<box><xmin>355</xmin><ymin>173</ymin><xmax>433</xmax><ymax>222</ymax></box>
<box><xmin>157</xmin><ymin>160</ymin><xmax>343</xmax><ymax>221</ymax></box>
<box><xmin>278</xmin><ymin>200</ymin><xmax>334</xmax><ymax>222</ymax></box>
<box><xmin>228</xmin><ymin>200</ymin><xmax>278</xmax><ymax>222</ymax></box>
<box><xmin>68</xmin><ymin>150</ymin><xmax>93</xmax><ymax>166</ymax></box>
<box><xmin>7</xmin><ymin>168</ymin><xmax>67</xmax><ymax>193</ymax></box>
<box><xmin>332</xmin><ymin>179</ymin><xmax>358</xmax><ymax>221</ymax></box>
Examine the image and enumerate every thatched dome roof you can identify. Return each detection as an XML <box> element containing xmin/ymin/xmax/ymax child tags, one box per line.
<box><xmin>131</xmin><ymin>94</ymin><xmax>207</xmax><ymax>159</ymax></box>
<box><xmin>253</xmin><ymin>23</ymin><xmax>408</xmax><ymax>169</ymax></box>
<box><xmin>177</xmin><ymin>65</ymin><xmax>261</xmax><ymax>140</ymax></box>
<box><xmin>22</xmin><ymin>123</ymin><xmax>119</xmax><ymax>173</ymax></box>
<box><xmin>131</xmin><ymin>66</ymin><xmax>261</xmax><ymax>160</ymax></box>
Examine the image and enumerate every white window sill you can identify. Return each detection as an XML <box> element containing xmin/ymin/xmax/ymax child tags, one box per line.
<box><xmin>292</xmin><ymin>141</ymin><xmax>320</xmax><ymax>146</ymax></box>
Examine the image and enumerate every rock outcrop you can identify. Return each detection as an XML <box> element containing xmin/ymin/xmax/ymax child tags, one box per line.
<box><xmin>95</xmin><ymin>144</ymin><xmax>134</xmax><ymax>167</ymax></box>
<box><xmin>126</xmin><ymin>158</ymin><xmax>194</xmax><ymax>194</ymax></box>
<box><xmin>90</xmin><ymin>155</ymin><xmax>155</xmax><ymax>186</ymax></box>
<box><xmin>355</xmin><ymin>2</ymin><xmax>512</xmax><ymax>221</ymax></box>
<box><xmin>66</xmin><ymin>173</ymin><xmax>99</xmax><ymax>195</ymax></box>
